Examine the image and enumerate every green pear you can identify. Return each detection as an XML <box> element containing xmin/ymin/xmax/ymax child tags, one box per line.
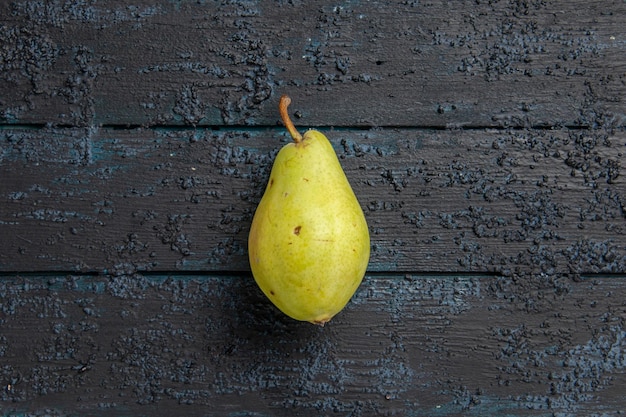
<box><xmin>248</xmin><ymin>95</ymin><xmax>370</xmax><ymax>325</ymax></box>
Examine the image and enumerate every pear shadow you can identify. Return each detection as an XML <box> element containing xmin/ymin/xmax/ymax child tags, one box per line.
<box><xmin>225</xmin><ymin>274</ymin><xmax>324</xmax><ymax>344</ymax></box>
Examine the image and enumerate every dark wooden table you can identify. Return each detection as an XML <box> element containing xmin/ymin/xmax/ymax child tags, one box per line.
<box><xmin>1</xmin><ymin>1</ymin><xmax>625</xmax><ymax>416</ymax></box>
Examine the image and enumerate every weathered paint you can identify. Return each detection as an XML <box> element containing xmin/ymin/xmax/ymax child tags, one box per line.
<box><xmin>1</xmin><ymin>1</ymin><xmax>625</xmax><ymax>415</ymax></box>
<box><xmin>1</xmin><ymin>1</ymin><xmax>625</xmax><ymax>127</ymax></box>
<box><xmin>1</xmin><ymin>127</ymin><xmax>623</xmax><ymax>274</ymax></box>
<box><xmin>0</xmin><ymin>273</ymin><xmax>625</xmax><ymax>416</ymax></box>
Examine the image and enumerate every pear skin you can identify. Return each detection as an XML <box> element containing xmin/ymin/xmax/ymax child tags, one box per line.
<box><xmin>248</xmin><ymin>95</ymin><xmax>370</xmax><ymax>325</ymax></box>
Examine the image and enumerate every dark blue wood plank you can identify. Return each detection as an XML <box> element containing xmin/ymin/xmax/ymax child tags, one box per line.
<box><xmin>1</xmin><ymin>1</ymin><xmax>625</xmax><ymax>127</ymax></box>
<box><xmin>1</xmin><ymin>273</ymin><xmax>625</xmax><ymax>416</ymax></box>
<box><xmin>1</xmin><ymin>127</ymin><xmax>624</xmax><ymax>274</ymax></box>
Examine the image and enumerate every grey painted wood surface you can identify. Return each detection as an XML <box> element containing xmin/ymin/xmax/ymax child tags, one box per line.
<box><xmin>2</xmin><ymin>0</ymin><xmax>625</xmax><ymax>128</ymax></box>
<box><xmin>1</xmin><ymin>1</ymin><xmax>625</xmax><ymax>416</ymax></box>
<box><xmin>1</xmin><ymin>127</ymin><xmax>624</xmax><ymax>275</ymax></box>
<box><xmin>1</xmin><ymin>273</ymin><xmax>625</xmax><ymax>416</ymax></box>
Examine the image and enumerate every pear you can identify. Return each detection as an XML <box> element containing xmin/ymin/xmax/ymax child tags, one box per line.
<box><xmin>248</xmin><ymin>95</ymin><xmax>370</xmax><ymax>325</ymax></box>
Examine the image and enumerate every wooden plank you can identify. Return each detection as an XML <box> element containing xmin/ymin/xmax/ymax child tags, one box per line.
<box><xmin>0</xmin><ymin>272</ymin><xmax>625</xmax><ymax>416</ymax></box>
<box><xmin>1</xmin><ymin>1</ymin><xmax>625</xmax><ymax>127</ymax></box>
<box><xmin>1</xmin><ymin>126</ymin><xmax>624</xmax><ymax>274</ymax></box>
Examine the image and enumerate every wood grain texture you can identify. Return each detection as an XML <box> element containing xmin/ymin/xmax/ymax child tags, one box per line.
<box><xmin>1</xmin><ymin>0</ymin><xmax>625</xmax><ymax>127</ymax></box>
<box><xmin>1</xmin><ymin>273</ymin><xmax>625</xmax><ymax>416</ymax></box>
<box><xmin>1</xmin><ymin>0</ymin><xmax>626</xmax><ymax>416</ymax></box>
<box><xmin>1</xmin><ymin>126</ymin><xmax>624</xmax><ymax>274</ymax></box>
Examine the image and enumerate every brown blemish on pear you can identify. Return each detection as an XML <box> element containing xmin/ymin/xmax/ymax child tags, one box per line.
<box><xmin>312</xmin><ymin>318</ymin><xmax>330</xmax><ymax>327</ymax></box>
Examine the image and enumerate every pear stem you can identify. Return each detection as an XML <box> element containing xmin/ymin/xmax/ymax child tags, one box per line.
<box><xmin>279</xmin><ymin>95</ymin><xmax>303</xmax><ymax>143</ymax></box>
